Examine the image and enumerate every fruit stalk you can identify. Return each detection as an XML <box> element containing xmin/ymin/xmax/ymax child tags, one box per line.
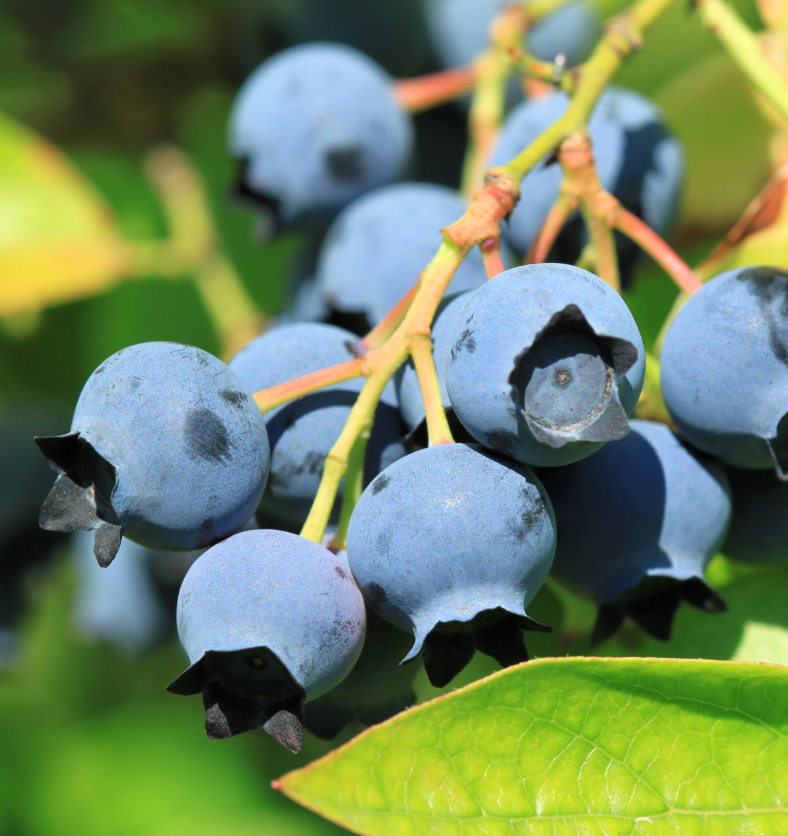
<box><xmin>253</xmin><ymin>358</ymin><xmax>367</xmax><ymax>413</ymax></box>
<box><xmin>609</xmin><ymin>206</ymin><xmax>702</xmax><ymax>294</ymax></box>
<box><xmin>697</xmin><ymin>0</ymin><xmax>788</xmax><ymax>125</ymax></box>
<box><xmin>407</xmin><ymin>333</ymin><xmax>455</xmax><ymax>446</ymax></box>
<box><xmin>360</xmin><ymin>281</ymin><xmax>420</xmax><ymax>351</ymax></box>
<box><xmin>506</xmin><ymin>47</ymin><xmax>578</xmax><ymax>94</ymax></box>
<box><xmin>140</xmin><ymin>145</ymin><xmax>265</xmax><ymax>358</ymax></box>
<box><xmin>329</xmin><ymin>433</ymin><xmax>369</xmax><ymax>552</ymax></box>
<box><xmin>526</xmin><ymin>193</ymin><xmax>578</xmax><ymax>264</ymax></box>
<box><xmin>300</xmin><ymin>0</ymin><xmax>683</xmax><ymax>543</ymax></box>
<box><xmin>500</xmin><ymin>0</ymin><xmax>683</xmax><ymax>184</ymax></box>
<box><xmin>393</xmin><ymin>66</ymin><xmax>476</xmax><ymax>113</ymax></box>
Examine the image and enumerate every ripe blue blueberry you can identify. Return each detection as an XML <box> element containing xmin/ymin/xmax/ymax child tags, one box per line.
<box><xmin>661</xmin><ymin>266</ymin><xmax>788</xmax><ymax>478</ymax></box>
<box><xmin>445</xmin><ymin>264</ymin><xmax>645</xmax><ymax>467</ymax></box>
<box><xmin>229</xmin><ymin>323</ymin><xmax>405</xmax><ymax>526</ymax></box>
<box><xmin>722</xmin><ymin>466</ymin><xmax>788</xmax><ymax>563</ymax></box>
<box><xmin>491</xmin><ymin>87</ymin><xmax>684</xmax><ymax>281</ymax></box>
<box><xmin>167</xmin><ymin>529</ymin><xmax>366</xmax><ymax>751</ymax></box>
<box><xmin>315</xmin><ymin>183</ymin><xmax>494</xmax><ymax>328</ymax></box>
<box><xmin>425</xmin><ymin>0</ymin><xmax>600</xmax><ymax>74</ymax></box>
<box><xmin>229</xmin><ymin>43</ymin><xmax>414</xmax><ymax>229</ymax></box>
<box><xmin>539</xmin><ymin>419</ymin><xmax>729</xmax><ymax>643</ymax></box>
<box><xmin>347</xmin><ymin>443</ymin><xmax>556</xmax><ymax>688</ymax></box>
<box><xmin>36</xmin><ymin>343</ymin><xmax>270</xmax><ymax>567</ymax></box>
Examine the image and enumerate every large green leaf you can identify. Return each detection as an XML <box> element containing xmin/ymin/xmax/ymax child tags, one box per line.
<box><xmin>278</xmin><ymin>657</ymin><xmax>788</xmax><ymax>835</ymax></box>
<box><xmin>0</xmin><ymin>112</ymin><xmax>129</xmax><ymax>316</ymax></box>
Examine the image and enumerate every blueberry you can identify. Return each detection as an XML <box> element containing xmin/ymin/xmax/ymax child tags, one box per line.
<box><xmin>425</xmin><ymin>0</ymin><xmax>600</xmax><ymax>73</ymax></box>
<box><xmin>661</xmin><ymin>266</ymin><xmax>788</xmax><ymax>477</ymax></box>
<box><xmin>166</xmin><ymin>529</ymin><xmax>366</xmax><ymax>751</ymax></box>
<box><xmin>540</xmin><ymin>419</ymin><xmax>730</xmax><ymax>643</ymax></box>
<box><xmin>229</xmin><ymin>323</ymin><xmax>405</xmax><ymax>526</ymax></box>
<box><xmin>722</xmin><ymin>466</ymin><xmax>788</xmax><ymax>563</ymax></box>
<box><xmin>315</xmin><ymin>183</ymin><xmax>496</xmax><ymax>328</ymax></box>
<box><xmin>228</xmin><ymin>43</ymin><xmax>414</xmax><ymax>229</ymax></box>
<box><xmin>445</xmin><ymin>264</ymin><xmax>645</xmax><ymax>467</ymax></box>
<box><xmin>347</xmin><ymin>443</ymin><xmax>556</xmax><ymax>688</ymax></box>
<box><xmin>491</xmin><ymin>87</ymin><xmax>684</xmax><ymax>282</ymax></box>
<box><xmin>36</xmin><ymin>342</ymin><xmax>270</xmax><ymax>567</ymax></box>
<box><xmin>395</xmin><ymin>291</ymin><xmax>473</xmax><ymax>438</ymax></box>
<box><xmin>71</xmin><ymin>530</ymin><xmax>166</xmax><ymax>655</ymax></box>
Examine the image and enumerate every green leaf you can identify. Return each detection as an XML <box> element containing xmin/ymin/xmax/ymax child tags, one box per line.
<box><xmin>0</xmin><ymin>111</ymin><xmax>129</xmax><ymax>317</ymax></box>
<box><xmin>278</xmin><ymin>657</ymin><xmax>788</xmax><ymax>835</ymax></box>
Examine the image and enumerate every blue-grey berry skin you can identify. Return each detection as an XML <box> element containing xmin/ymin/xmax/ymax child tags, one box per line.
<box><xmin>36</xmin><ymin>342</ymin><xmax>270</xmax><ymax>566</ymax></box>
<box><xmin>71</xmin><ymin>530</ymin><xmax>166</xmax><ymax>655</ymax></box>
<box><xmin>425</xmin><ymin>0</ymin><xmax>599</xmax><ymax>73</ymax></box>
<box><xmin>540</xmin><ymin>419</ymin><xmax>730</xmax><ymax>643</ymax></box>
<box><xmin>722</xmin><ymin>466</ymin><xmax>788</xmax><ymax>563</ymax></box>
<box><xmin>491</xmin><ymin>88</ymin><xmax>684</xmax><ymax>278</ymax></box>
<box><xmin>445</xmin><ymin>264</ymin><xmax>645</xmax><ymax>467</ymax></box>
<box><xmin>168</xmin><ymin>529</ymin><xmax>366</xmax><ymax>750</ymax></box>
<box><xmin>661</xmin><ymin>266</ymin><xmax>788</xmax><ymax>478</ymax></box>
<box><xmin>347</xmin><ymin>443</ymin><xmax>556</xmax><ymax>688</ymax></box>
<box><xmin>229</xmin><ymin>323</ymin><xmax>405</xmax><ymax>526</ymax></box>
<box><xmin>315</xmin><ymin>183</ymin><xmax>497</xmax><ymax>327</ymax></box>
<box><xmin>395</xmin><ymin>292</ymin><xmax>471</xmax><ymax>433</ymax></box>
<box><xmin>228</xmin><ymin>43</ymin><xmax>413</xmax><ymax>229</ymax></box>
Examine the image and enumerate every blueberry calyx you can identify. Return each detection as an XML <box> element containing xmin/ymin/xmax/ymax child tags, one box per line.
<box><xmin>592</xmin><ymin>576</ymin><xmax>727</xmax><ymax>645</ymax></box>
<box><xmin>166</xmin><ymin>647</ymin><xmax>306</xmax><ymax>751</ymax></box>
<box><xmin>412</xmin><ymin>608</ymin><xmax>553</xmax><ymax>689</ymax></box>
<box><xmin>36</xmin><ymin>433</ymin><xmax>124</xmax><ymax>567</ymax></box>
<box><xmin>510</xmin><ymin>304</ymin><xmax>638</xmax><ymax>448</ymax></box>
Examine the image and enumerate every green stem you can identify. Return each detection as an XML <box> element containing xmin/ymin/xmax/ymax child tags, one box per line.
<box><xmin>698</xmin><ymin>0</ymin><xmax>788</xmax><ymax>125</ymax></box>
<box><xmin>330</xmin><ymin>434</ymin><xmax>369</xmax><ymax>552</ymax></box>
<box><xmin>501</xmin><ymin>0</ymin><xmax>682</xmax><ymax>184</ymax></box>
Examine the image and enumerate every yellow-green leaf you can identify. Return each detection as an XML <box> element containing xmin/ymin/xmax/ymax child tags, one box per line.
<box><xmin>279</xmin><ymin>657</ymin><xmax>788</xmax><ymax>835</ymax></box>
<box><xmin>0</xmin><ymin>111</ymin><xmax>129</xmax><ymax>316</ymax></box>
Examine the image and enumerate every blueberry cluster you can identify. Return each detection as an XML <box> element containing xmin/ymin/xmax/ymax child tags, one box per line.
<box><xmin>34</xmin><ymin>34</ymin><xmax>787</xmax><ymax>756</ymax></box>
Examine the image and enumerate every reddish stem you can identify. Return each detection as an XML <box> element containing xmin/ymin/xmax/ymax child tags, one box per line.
<box><xmin>253</xmin><ymin>358</ymin><xmax>366</xmax><ymax>413</ymax></box>
<box><xmin>611</xmin><ymin>208</ymin><xmax>702</xmax><ymax>295</ymax></box>
<box><xmin>360</xmin><ymin>281</ymin><xmax>420</xmax><ymax>351</ymax></box>
<box><xmin>480</xmin><ymin>237</ymin><xmax>506</xmax><ymax>278</ymax></box>
<box><xmin>393</xmin><ymin>66</ymin><xmax>476</xmax><ymax>113</ymax></box>
<box><xmin>526</xmin><ymin>195</ymin><xmax>577</xmax><ymax>264</ymax></box>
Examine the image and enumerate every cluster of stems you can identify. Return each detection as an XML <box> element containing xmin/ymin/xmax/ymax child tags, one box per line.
<box><xmin>251</xmin><ymin>0</ymin><xmax>788</xmax><ymax>548</ymax></box>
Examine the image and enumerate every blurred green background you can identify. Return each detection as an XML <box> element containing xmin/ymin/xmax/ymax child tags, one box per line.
<box><xmin>1</xmin><ymin>0</ymin><xmax>785</xmax><ymax>832</ymax></box>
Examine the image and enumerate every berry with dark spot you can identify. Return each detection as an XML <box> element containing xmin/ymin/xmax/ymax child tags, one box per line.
<box><xmin>167</xmin><ymin>529</ymin><xmax>366</xmax><ymax>751</ymax></box>
<box><xmin>228</xmin><ymin>43</ymin><xmax>413</xmax><ymax>229</ymax></box>
<box><xmin>36</xmin><ymin>343</ymin><xmax>270</xmax><ymax>566</ymax></box>
<box><xmin>347</xmin><ymin>443</ymin><xmax>556</xmax><ymax>688</ymax></box>
<box><xmin>315</xmin><ymin>183</ymin><xmax>504</xmax><ymax>328</ymax></box>
<box><xmin>539</xmin><ymin>419</ymin><xmax>730</xmax><ymax>644</ymax></box>
<box><xmin>229</xmin><ymin>323</ymin><xmax>405</xmax><ymax>526</ymax></box>
<box><xmin>490</xmin><ymin>87</ymin><xmax>684</xmax><ymax>285</ymax></box>
<box><xmin>445</xmin><ymin>264</ymin><xmax>645</xmax><ymax>467</ymax></box>
<box><xmin>722</xmin><ymin>466</ymin><xmax>788</xmax><ymax>563</ymax></box>
<box><xmin>661</xmin><ymin>266</ymin><xmax>788</xmax><ymax>478</ymax></box>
